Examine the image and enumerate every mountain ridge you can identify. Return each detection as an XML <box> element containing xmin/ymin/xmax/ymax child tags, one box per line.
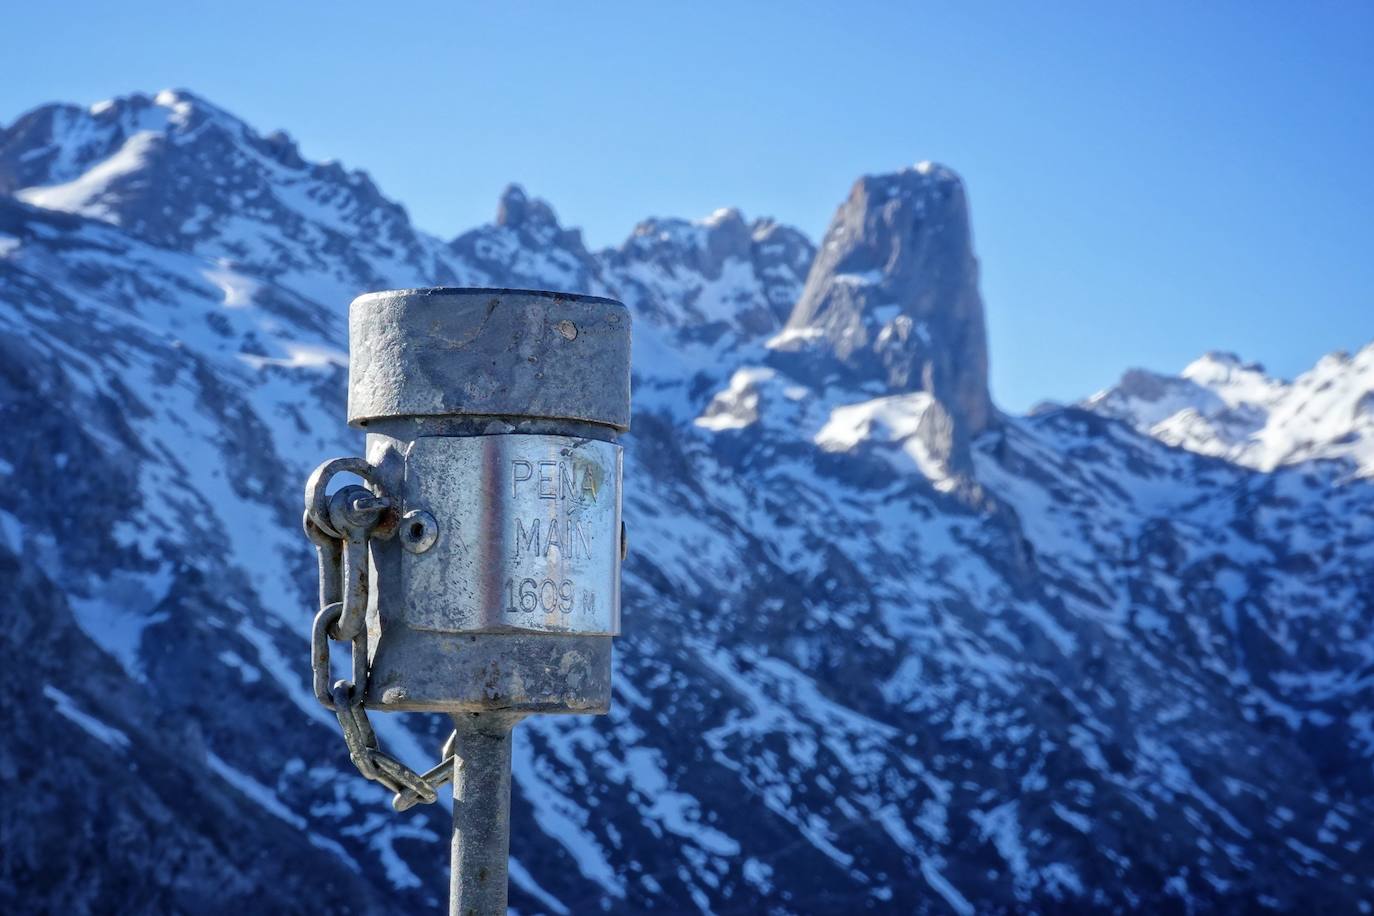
<box><xmin>1083</xmin><ymin>343</ymin><xmax>1374</xmax><ymax>478</ymax></box>
<box><xmin>2</xmin><ymin>89</ymin><xmax>1372</xmax><ymax>914</ymax></box>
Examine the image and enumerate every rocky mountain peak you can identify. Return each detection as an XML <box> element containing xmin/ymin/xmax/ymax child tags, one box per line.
<box><xmin>1083</xmin><ymin>342</ymin><xmax>1374</xmax><ymax>476</ymax></box>
<box><xmin>604</xmin><ymin>206</ymin><xmax>814</xmax><ymax>341</ymax></box>
<box><xmin>620</xmin><ymin>206</ymin><xmax>753</xmax><ymax>281</ymax></box>
<box><xmin>774</xmin><ymin>161</ymin><xmax>994</xmax><ymax>438</ymax></box>
<box><xmin>1</xmin><ymin>89</ymin><xmax>249</xmax><ymax>195</ymax></box>
<box><xmin>449</xmin><ymin>185</ymin><xmax>597</xmax><ymax>292</ymax></box>
<box><xmin>0</xmin><ymin>89</ymin><xmax>452</xmax><ymax>303</ymax></box>
<box><xmin>495</xmin><ymin>183</ymin><xmax>561</xmax><ymax>232</ymax></box>
<box><xmin>1181</xmin><ymin>350</ymin><xmax>1269</xmax><ymax>386</ymax></box>
<box><xmin>695</xmin><ymin>206</ymin><xmax>752</xmax><ymax>263</ymax></box>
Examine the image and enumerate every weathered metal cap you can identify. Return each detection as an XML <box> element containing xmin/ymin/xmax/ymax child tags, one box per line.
<box><xmin>348</xmin><ymin>288</ymin><xmax>632</xmax><ymax>430</ymax></box>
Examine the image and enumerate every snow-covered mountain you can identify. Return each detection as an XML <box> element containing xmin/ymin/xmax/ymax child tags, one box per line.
<box><xmin>1084</xmin><ymin>348</ymin><xmax>1374</xmax><ymax>478</ymax></box>
<box><xmin>2</xmin><ymin>89</ymin><xmax>1372</xmax><ymax>914</ymax></box>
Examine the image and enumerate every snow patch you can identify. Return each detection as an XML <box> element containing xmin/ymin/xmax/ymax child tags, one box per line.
<box><xmin>43</xmin><ymin>685</ymin><xmax>130</xmax><ymax>749</ymax></box>
<box><xmin>509</xmin><ymin>857</ymin><xmax>571</xmax><ymax>915</ymax></box>
<box><xmin>206</xmin><ymin>751</ymin><xmax>304</xmax><ymax>828</ymax></box>
<box><xmin>18</xmin><ymin>131</ymin><xmax>163</xmax><ymax>221</ymax></box>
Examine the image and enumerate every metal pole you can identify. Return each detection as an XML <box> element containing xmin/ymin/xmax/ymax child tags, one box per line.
<box><xmin>304</xmin><ymin>290</ymin><xmax>630</xmax><ymax>911</ymax></box>
<box><xmin>449</xmin><ymin>713</ymin><xmax>520</xmax><ymax>916</ymax></box>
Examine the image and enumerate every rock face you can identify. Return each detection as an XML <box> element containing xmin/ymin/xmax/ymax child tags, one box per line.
<box><xmin>608</xmin><ymin>206</ymin><xmax>815</xmax><ymax>341</ymax></box>
<box><xmin>2</xmin><ymin>90</ymin><xmax>1373</xmax><ymax>915</ymax></box>
<box><xmin>778</xmin><ymin>163</ymin><xmax>994</xmax><ymax>439</ymax></box>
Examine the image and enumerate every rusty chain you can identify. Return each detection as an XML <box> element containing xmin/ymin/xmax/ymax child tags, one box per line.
<box><xmin>304</xmin><ymin>458</ymin><xmax>458</xmax><ymax>812</ymax></box>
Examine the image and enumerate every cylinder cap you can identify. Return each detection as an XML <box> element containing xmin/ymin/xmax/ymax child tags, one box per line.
<box><xmin>348</xmin><ymin>288</ymin><xmax>632</xmax><ymax>430</ymax></box>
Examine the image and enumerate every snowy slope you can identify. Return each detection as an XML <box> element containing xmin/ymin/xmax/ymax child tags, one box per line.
<box><xmin>2</xmin><ymin>90</ymin><xmax>1372</xmax><ymax>914</ymax></box>
<box><xmin>1084</xmin><ymin>347</ymin><xmax>1374</xmax><ymax>478</ymax></box>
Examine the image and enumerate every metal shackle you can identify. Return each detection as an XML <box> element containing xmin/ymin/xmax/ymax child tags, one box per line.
<box><xmin>350</xmin><ymin>287</ymin><xmax>631</xmax><ymax>714</ymax></box>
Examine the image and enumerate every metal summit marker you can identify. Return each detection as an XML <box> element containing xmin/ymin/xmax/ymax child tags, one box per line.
<box><xmin>302</xmin><ymin>288</ymin><xmax>631</xmax><ymax>915</ymax></box>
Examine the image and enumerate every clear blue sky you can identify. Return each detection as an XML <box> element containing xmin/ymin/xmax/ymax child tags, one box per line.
<box><xmin>3</xmin><ymin>2</ymin><xmax>1371</xmax><ymax>411</ymax></box>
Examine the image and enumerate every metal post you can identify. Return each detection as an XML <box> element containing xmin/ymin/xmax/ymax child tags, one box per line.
<box><xmin>302</xmin><ymin>288</ymin><xmax>631</xmax><ymax>915</ymax></box>
<box><xmin>449</xmin><ymin>714</ymin><xmax>520</xmax><ymax>916</ymax></box>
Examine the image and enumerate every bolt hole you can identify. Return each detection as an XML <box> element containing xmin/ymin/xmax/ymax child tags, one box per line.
<box><xmin>399</xmin><ymin>509</ymin><xmax>437</xmax><ymax>554</ymax></box>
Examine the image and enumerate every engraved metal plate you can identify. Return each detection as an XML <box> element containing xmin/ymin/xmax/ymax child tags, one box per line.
<box><xmin>401</xmin><ymin>434</ymin><xmax>622</xmax><ymax>635</ymax></box>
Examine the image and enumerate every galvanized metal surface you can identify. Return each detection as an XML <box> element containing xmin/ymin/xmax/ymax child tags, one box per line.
<box><xmin>303</xmin><ymin>287</ymin><xmax>630</xmax><ymax>915</ymax></box>
<box><xmin>401</xmin><ymin>434</ymin><xmax>622</xmax><ymax>636</ymax></box>
<box><xmin>448</xmin><ymin>714</ymin><xmax>521</xmax><ymax>916</ymax></box>
<box><xmin>348</xmin><ymin>288</ymin><xmax>632</xmax><ymax>431</ymax></box>
<box><xmin>360</xmin><ymin>429</ymin><xmax>621</xmax><ymax>714</ymax></box>
<box><xmin>365</xmin><ymin>629</ymin><xmax>614</xmax><ymax>714</ymax></box>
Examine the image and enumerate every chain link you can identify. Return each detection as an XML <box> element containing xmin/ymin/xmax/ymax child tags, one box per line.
<box><xmin>304</xmin><ymin>458</ymin><xmax>457</xmax><ymax>812</ymax></box>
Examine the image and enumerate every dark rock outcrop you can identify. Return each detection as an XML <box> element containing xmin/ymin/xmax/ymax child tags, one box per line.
<box><xmin>778</xmin><ymin>163</ymin><xmax>994</xmax><ymax>438</ymax></box>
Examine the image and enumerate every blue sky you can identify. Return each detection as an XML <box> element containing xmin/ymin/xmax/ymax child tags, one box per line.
<box><xmin>3</xmin><ymin>2</ymin><xmax>1370</xmax><ymax>411</ymax></box>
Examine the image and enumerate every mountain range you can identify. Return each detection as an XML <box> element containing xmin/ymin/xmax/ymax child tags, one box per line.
<box><xmin>1</xmin><ymin>89</ymin><xmax>1371</xmax><ymax>914</ymax></box>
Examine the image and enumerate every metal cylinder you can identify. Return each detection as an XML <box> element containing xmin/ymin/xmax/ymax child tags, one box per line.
<box><xmin>348</xmin><ymin>287</ymin><xmax>630</xmax><ymax>715</ymax></box>
<box><xmin>349</xmin><ymin>287</ymin><xmax>631</xmax><ymax>430</ymax></box>
<box><xmin>304</xmin><ymin>287</ymin><xmax>630</xmax><ymax>916</ymax></box>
